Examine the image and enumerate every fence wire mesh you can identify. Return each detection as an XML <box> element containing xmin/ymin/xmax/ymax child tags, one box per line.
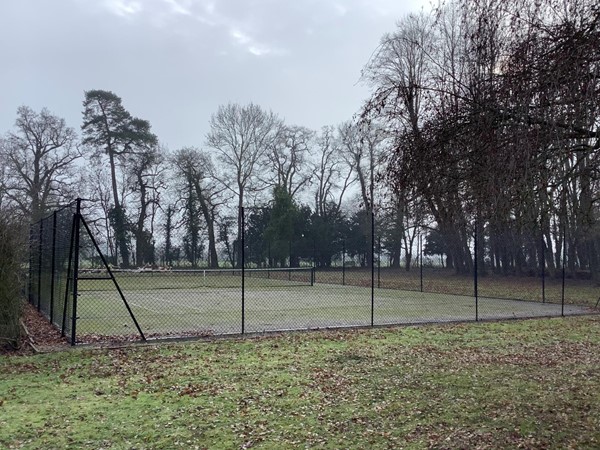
<box><xmin>28</xmin><ymin>223</ymin><xmax>40</xmax><ymax>311</ymax></box>
<box><xmin>29</xmin><ymin>201</ymin><xmax>599</xmax><ymax>344</ymax></box>
<box><xmin>28</xmin><ymin>203</ymin><xmax>77</xmax><ymax>342</ymax></box>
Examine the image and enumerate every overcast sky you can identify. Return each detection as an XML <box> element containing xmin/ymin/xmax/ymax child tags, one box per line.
<box><xmin>0</xmin><ymin>0</ymin><xmax>428</xmax><ymax>150</ymax></box>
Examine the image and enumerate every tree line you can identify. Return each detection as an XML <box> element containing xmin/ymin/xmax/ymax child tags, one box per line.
<box><xmin>0</xmin><ymin>95</ymin><xmax>389</xmax><ymax>270</ymax></box>
<box><xmin>362</xmin><ymin>0</ymin><xmax>599</xmax><ymax>280</ymax></box>
<box><xmin>1</xmin><ymin>0</ymin><xmax>598</xmax><ymax>280</ymax></box>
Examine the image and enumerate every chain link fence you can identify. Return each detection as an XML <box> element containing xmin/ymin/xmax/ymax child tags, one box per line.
<box><xmin>28</xmin><ymin>202</ymin><xmax>77</xmax><ymax>342</ymax></box>
<box><xmin>29</xmin><ymin>201</ymin><xmax>599</xmax><ymax>344</ymax></box>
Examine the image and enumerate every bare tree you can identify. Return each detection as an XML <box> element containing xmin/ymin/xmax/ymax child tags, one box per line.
<box><xmin>172</xmin><ymin>147</ymin><xmax>225</xmax><ymax>268</ymax></box>
<box><xmin>362</xmin><ymin>11</ymin><xmax>433</xmax><ymax>139</ymax></box>
<box><xmin>161</xmin><ymin>204</ymin><xmax>176</xmax><ymax>267</ymax></box>
<box><xmin>0</xmin><ymin>106</ymin><xmax>80</xmax><ymax>222</ymax></box>
<box><xmin>339</xmin><ymin>121</ymin><xmax>385</xmax><ymax>213</ymax></box>
<box><xmin>338</xmin><ymin>121</ymin><xmax>386</xmax><ymax>267</ymax></box>
<box><xmin>206</xmin><ymin>103</ymin><xmax>281</xmax><ymax>265</ymax></box>
<box><xmin>264</xmin><ymin>125</ymin><xmax>314</xmax><ymax>197</ymax></box>
<box><xmin>126</xmin><ymin>145</ymin><xmax>165</xmax><ymax>266</ymax></box>
<box><xmin>79</xmin><ymin>163</ymin><xmax>116</xmax><ymax>261</ymax></box>
<box><xmin>312</xmin><ymin>126</ymin><xmax>354</xmax><ymax>219</ymax></box>
<box><xmin>363</xmin><ymin>0</ymin><xmax>600</xmax><ymax>278</ymax></box>
<box><xmin>363</xmin><ymin>7</ymin><xmax>477</xmax><ymax>274</ymax></box>
<box><xmin>361</xmin><ymin>12</ymin><xmax>438</xmax><ymax>270</ymax></box>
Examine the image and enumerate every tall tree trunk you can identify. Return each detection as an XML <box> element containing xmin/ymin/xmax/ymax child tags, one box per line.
<box><xmin>164</xmin><ymin>206</ymin><xmax>174</xmax><ymax>266</ymax></box>
<box><xmin>390</xmin><ymin>247</ymin><xmax>401</xmax><ymax>268</ymax></box>
<box><xmin>108</xmin><ymin>151</ymin><xmax>129</xmax><ymax>268</ymax></box>
<box><xmin>193</xmin><ymin>179</ymin><xmax>219</xmax><ymax>269</ymax></box>
<box><xmin>237</xmin><ymin>187</ymin><xmax>244</xmax><ymax>268</ymax></box>
<box><xmin>135</xmin><ymin>180</ymin><xmax>147</xmax><ymax>267</ymax></box>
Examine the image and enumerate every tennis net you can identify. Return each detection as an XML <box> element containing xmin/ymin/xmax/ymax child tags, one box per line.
<box><xmin>77</xmin><ymin>267</ymin><xmax>315</xmax><ymax>291</ymax></box>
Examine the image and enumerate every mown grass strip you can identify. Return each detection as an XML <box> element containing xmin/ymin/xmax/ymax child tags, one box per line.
<box><xmin>1</xmin><ymin>316</ymin><xmax>599</xmax><ymax>449</ymax></box>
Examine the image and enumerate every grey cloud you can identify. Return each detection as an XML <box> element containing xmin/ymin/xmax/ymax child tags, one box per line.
<box><xmin>0</xmin><ymin>0</ymin><xmax>426</xmax><ymax>150</ymax></box>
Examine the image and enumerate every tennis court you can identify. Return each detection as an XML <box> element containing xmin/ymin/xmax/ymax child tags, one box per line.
<box><xmin>75</xmin><ymin>268</ymin><xmax>593</xmax><ymax>340</ymax></box>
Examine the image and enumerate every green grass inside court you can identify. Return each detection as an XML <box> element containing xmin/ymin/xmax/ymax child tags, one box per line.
<box><xmin>74</xmin><ymin>278</ymin><xmax>594</xmax><ymax>341</ymax></box>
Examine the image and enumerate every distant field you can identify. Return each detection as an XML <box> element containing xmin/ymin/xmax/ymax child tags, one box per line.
<box><xmin>72</xmin><ymin>268</ymin><xmax>597</xmax><ymax>342</ymax></box>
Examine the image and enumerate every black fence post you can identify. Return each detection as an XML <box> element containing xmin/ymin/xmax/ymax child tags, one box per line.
<box><xmin>561</xmin><ymin>227</ymin><xmax>566</xmax><ymax>317</ymax></box>
<box><xmin>419</xmin><ymin>234</ymin><xmax>424</xmax><ymax>293</ymax></box>
<box><xmin>28</xmin><ymin>224</ymin><xmax>34</xmax><ymax>305</ymax></box>
<box><xmin>474</xmin><ymin>222</ymin><xmax>479</xmax><ymax>322</ymax></box>
<box><xmin>377</xmin><ymin>236</ymin><xmax>381</xmax><ymax>289</ymax></box>
<box><xmin>61</xmin><ymin>215</ymin><xmax>77</xmax><ymax>337</ymax></box>
<box><xmin>378</xmin><ymin>235</ymin><xmax>382</xmax><ymax>285</ymax></box>
<box><xmin>289</xmin><ymin>240</ymin><xmax>292</xmax><ymax>280</ymax></box>
<box><xmin>541</xmin><ymin>235</ymin><xmax>546</xmax><ymax>304</ymax></box>
<box><xmin>71</xmin><ymin>199</ymin><xmax>82</xmax><ymax>345</ymax></box>
<box><xmin>37</xmin><ymin>219</ymin><xmax>44</xmax><ymax>311</ymax></box>
<box><xmin>371</xmin><ymin>212</ymin><xmax>375</xmax><ymax>327</ymax></box>
<box><xmin>49</xmin><ymin>211</ymin><xmax>57</xmax><ymax>325</ymax></box>
<box><xmin>241</xmin><ymin>206</ymin><xmax>245</xmax><ymax>334</ymax></box>
<box><xmin>313</xmin><ymin>239</ymin><xmax>317</xmax><ymax>284</ymax></box>
<box><xmin>342</xmin><ymin>239</ymin><xmax>346</xmax><ymax>286</ymax></box>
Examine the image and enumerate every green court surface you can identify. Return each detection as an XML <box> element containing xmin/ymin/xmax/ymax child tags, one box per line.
<box><xmin>74</xmin><ymin>277</ymin><xmax>593</xmax><ymax>341</ymax></box>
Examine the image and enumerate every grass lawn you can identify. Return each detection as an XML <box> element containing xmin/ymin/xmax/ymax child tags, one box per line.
<box><xmin>2</xmin><ymin>316</ymin><xmax>600</xmax><ymax>449</ymax></box>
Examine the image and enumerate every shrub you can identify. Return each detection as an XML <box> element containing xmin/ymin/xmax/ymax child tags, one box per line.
<box><xmin>0</xmin><ymin>213</ymin><xmax>25</xmax><ymax>349</ymax></box>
